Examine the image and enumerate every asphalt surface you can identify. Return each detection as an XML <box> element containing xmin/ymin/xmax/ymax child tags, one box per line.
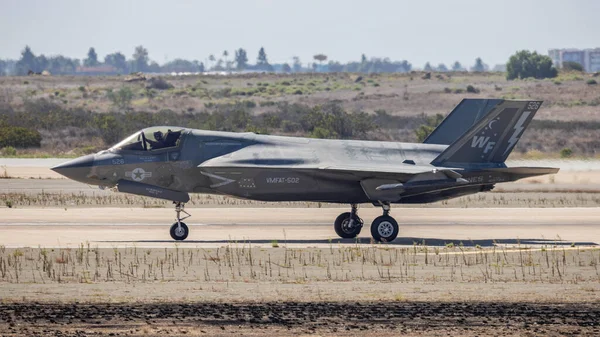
<box><xmin>0</xmin><ymin>207</ymin><xmax>598</xmax><ymax>248</ymax></box>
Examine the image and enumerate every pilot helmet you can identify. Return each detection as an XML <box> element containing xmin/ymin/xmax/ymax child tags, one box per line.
<box><xmin>154</xmin><ymin>131</ymin><xmax>164</xmax><ymax>140</ymax></box>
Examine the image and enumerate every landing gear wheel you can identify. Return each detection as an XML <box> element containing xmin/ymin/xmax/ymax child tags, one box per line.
<box><xmin>170</xmin><ymin>222</ymin><xmax>189</xmax><ymax>241</ymax></box>
<box><xmin>370</xmin><ymin>215</ymin><xmax>399</xmax><ymax>242</ymax></box>
<box><xmin>170</xmin><ymin>201</ymin><xmax>191</xmax><ymax>241</ymax></box>
<box><xmin>334</xmin><ymin>212</ymin><xmax>363</xmax><ymax>238</ymax></box>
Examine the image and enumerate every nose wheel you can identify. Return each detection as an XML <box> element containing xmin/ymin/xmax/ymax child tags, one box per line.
<box><xmin>169</xmin><ymin>202</ymin><xmax>190</xmax><ymax>241</ymax></box>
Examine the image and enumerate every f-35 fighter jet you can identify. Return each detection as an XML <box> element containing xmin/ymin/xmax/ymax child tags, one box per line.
<box><xmin>52</xmin><ymin>99</ymin><xmax>558</xmax><ymax>242</ymax></box>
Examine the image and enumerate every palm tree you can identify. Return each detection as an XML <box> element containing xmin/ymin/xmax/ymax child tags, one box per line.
<box><xmin>208</xmin><ymin>54</ymin><xmax>216</xmax><ymax>71</ymax></box>
<box><xmin>223</xmin><ymin>50</ymin><xmax>229</xmax><ymax>71</ymax></box>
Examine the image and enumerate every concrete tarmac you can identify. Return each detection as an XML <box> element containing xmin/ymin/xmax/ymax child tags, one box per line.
<box><xmin>1</xmin><ymin>207</ymin><xmax>598</xmax><ymax>248</ymax></box>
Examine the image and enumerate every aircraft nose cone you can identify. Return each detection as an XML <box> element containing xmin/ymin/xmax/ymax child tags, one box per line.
<box><xmin>51</xmin><ymin>154</ymin><xmax>96</xmax><ymax>183</ymax></box>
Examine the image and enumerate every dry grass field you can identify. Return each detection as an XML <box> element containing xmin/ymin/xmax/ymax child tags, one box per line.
<box><xmin>0</xmin><ymin>245</ymin><xmax>599</xmax><ymax>336</ymax></box>
<box><xmin>2</xmin><ymin>72</ymin><xmax>599</xmax><ymax>119</ymax></box>
<box><xmin>2</xmin><ymin>71</ymin><xmax>600</xmax><ymax>155</ymax></box>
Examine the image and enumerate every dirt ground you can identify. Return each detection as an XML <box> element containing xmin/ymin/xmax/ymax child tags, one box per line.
<box><xmin>0</xmin><ymin>246</ymin><xmax>599</xmax><ymax>336</ymax></box>
<box><xmin>1</xmin><ymin>301</ymin><xmax>599</xmax><ymax>336</ymax></box>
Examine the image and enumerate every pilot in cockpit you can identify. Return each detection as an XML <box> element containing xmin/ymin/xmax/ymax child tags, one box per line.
<box><xmin>147</xmin><ymin>131</ymin><xmax>166</xmax><ymax>150</ymax></box>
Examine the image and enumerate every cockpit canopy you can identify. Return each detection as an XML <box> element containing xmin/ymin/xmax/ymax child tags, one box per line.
<box><xmin>110</xmin><ymin>127</ymin><xmax>185</xmax><ymax>152</ymax></box>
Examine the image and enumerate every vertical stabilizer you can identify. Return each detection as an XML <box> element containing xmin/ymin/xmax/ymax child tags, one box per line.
<box><xmin>424</xmin><ymin>99</ymin><xmax>502</xmax><ymax>145</ymax></box>
<box><xmin>431</xmin><ymin>100</ymin><xmax>542</xmax><ymax>167</ymax></box>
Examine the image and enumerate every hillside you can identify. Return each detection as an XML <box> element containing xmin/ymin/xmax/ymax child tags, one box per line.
<box><xmin>0</xmin><ymin>71</ymin><xmax>599</xmax><ymax>157</ymax></box>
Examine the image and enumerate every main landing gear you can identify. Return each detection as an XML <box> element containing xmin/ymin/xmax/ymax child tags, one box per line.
<box><xmin>334</xmin><ymin>202</ymin><xmax>399</xmax><ymax>242</ymax></box>
<box><xmin>333</xmin><ymin>204</ymin><xmax>364</xmax><ymax>238</ymax></box>
<box><xmin>169</xmin><ymin>202</ymin><xmax>190</xmax><ymax>241</ymax></box>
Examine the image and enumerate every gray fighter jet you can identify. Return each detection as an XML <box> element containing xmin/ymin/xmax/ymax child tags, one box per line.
<box><xmin>52</xmin><ymin>99</ymin><xmax>558</xmax><ymax>242</ymax></box>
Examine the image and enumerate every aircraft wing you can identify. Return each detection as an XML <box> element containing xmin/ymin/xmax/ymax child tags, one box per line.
<box><xmin>199</xmin><ymin>159</ymin><xmax>467</xmax><ymax>202</ymax></box>
<box><xmin>198</xmin><ymin>159</ymin><xmax>463</xmax><ymax>180</ymax></box>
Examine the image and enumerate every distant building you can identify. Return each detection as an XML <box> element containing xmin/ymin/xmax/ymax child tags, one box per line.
<box><xmin>76</xmin><ymin>65</ymin><xmax>118</xmax><ymax>75</ymax></box>
<box><xmin>548</xmin><ymin>48</ymin><xmax>600</xmax><ymax>72</ymax></box>
<box><xmin>589</xmin><ymin>50</ymin><xmax>600</xmax><ymax>73</ymax></box>
<box><xmin>492</xmin><ymin>64</ymin><xmax>506</xmax><ymax>72</ymax></box>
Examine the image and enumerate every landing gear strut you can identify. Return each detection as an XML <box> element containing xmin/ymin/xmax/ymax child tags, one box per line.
<box><xmin>333</xmin><ymin>203</ymin><xmax>363</xmax><ymax>238</ymax></box>
<box><xmin>370</xmin><ymin>202</ymin><xmax>399</xmax><ymax>242</ymax></box>
<box><xmin>169</xmin><ymin>202</ymin><xmax>190</xmax><ymax>241</ymax></box>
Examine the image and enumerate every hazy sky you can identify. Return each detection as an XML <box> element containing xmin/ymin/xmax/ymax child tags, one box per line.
<box><xmin>2</xmin><ymin>0</ymin><xmax>599</xmax><ymax>67</ymax></box>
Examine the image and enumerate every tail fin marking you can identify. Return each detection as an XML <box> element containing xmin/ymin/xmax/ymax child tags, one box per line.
<box><xmin>431</xmin><ymin>100</ymin><xmax>541</xmax><ymax>167</ymax></box>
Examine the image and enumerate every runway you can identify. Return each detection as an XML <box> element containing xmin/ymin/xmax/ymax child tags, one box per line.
<box><xmin>1</xmin><ymin>207</ymin><xmax>598</xmax><ymax>248</ymax></box>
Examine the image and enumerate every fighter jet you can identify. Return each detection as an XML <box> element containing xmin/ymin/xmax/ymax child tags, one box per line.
<box><xmin>52</xmin><ymin>99</ymin><xmax>558</xmax><ymax>242</ymax></box>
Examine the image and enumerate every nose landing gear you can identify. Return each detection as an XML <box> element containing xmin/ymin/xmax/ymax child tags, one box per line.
<box><xmin>169</xmin><ymin>202</ymin><xmax>190</xmax><ymax>241</ymax></box>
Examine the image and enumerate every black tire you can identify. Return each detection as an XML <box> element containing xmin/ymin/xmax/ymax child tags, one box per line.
<box><xmin>170</xmin><ymin>222</ymin><xmax>189</xmax><ymax>241</ymax></box>
<box><xmin>370</xmin><ymin>215</ymin><xmax>399</xmax><ymax>242</ymax></box>
<box><xmin>334</xmin><ymin>212</ymin><xmax>363</xmax><ymax>239</ymax></box>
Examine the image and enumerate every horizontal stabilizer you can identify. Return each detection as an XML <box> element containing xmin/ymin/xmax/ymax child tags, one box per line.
<box><xmin>485</xmin><ymin>166</ymin><xmax>559</xmax><ymax>177</ymax></box>
<box><xmin>362</xmin><ymin>168</ymin><xmax>468</xmax><ymax>202</ymax></box>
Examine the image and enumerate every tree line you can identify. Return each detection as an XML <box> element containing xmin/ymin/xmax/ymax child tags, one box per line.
<box><xmin>1</xmin><ymin>45</ymin><xmax>505</xmax><ymax>77</ymax></box>
<box><xmin>0</xmin><ymin>45</ymin><xmax>565</xmax><ymax>81</ymax></box>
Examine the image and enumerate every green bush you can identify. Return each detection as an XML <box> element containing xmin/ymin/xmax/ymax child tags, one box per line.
<box><xmin>466</xmin><ymin>85</ymin><xmax>480</xmax><ymax>93</ymax></box>
<box><xmin>0</xmin><ymin>127</ymin><xmax>42</xmax><ymax>148</ymax></box>
<box><xmin>586</xmin><ymin>79</ymin><xmax>597</xmax><ymax>85</ymax></box>
<box><xmin>299</xmin><ymin>103</ymin><xmax>375</xmax><ymax>139</ymax></box>
<box><xmin>1</xmin><ymin>146</ymin><xmax>17</xmax><ymax>156</ymax></box>
<box><xmin>146</xmin><ymin>77</ymin><xmax>174</xmax><ymax>90</ymax></box>
<box><xmin>93</xmin><ymin>115</ymin><xmax>123</xmax><ymax>146</ymax></box>
<box><xmin>560</xmin><ymin>148</ymin><xmax>573</xmax><ymax>158</ymax></box>
<box><xmin>562</xmin><ymin>61</ymin><xmax>583</xmax><ymax>72</ymax></box>
<box><xmin>262</xmin><ymin>115</ymin><xmax>281</xmax><ymax>128</ymax></box>
<box><xmin>282</xmin><ymin>120</ymin><xmax>300</xmax><ymax>132</ymax></box>
<box><xmin>415</xmin><ymin>114</ymin><xmax>445</xmax><ymax>142</ymax></box>
<box><xmin>259</xmin><ymin>100</ymin><xmax>276</xmax><ymax>107</ymax></box>
<box><xmin>239</xmin><ymin>100</ymin><xmax>257</xmax><ymax>108</ymax></box>
<box><xmin>107</xmin><ymin>86</ymin><xmax>134</xmax><ymax>110</ymax></box>
<box><xmin>310</xmin><ymin>126</ymin><xmax>336</xmax><ymax>139</ymax></box>
<box><xmin>506</xmin><ymin>50</ymin><xmax>558</xmax><ymax>80</ymax></box>
<box><xmin>76</xmin><ymin>145</ymin><xmax>98</xmax><ymax>155</ymax></box>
